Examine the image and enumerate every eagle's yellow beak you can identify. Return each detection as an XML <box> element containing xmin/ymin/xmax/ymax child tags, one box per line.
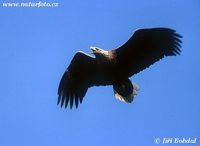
<box><xmin>90</xmin><ymin>46</ymin><xmax>97</xmax><ymax>54</ymax></box>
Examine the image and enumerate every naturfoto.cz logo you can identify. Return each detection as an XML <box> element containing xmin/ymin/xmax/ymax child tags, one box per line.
<box><xmin>1</xmin><ymin>1</ymin><xmax>59</xmax><ymax>8</ymax></box>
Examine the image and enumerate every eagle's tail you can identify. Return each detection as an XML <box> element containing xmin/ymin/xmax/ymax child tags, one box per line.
<box><xmin>113</xmin><ymin>79</ymin><xmax>139</xmax><ymax>103</ymax></box>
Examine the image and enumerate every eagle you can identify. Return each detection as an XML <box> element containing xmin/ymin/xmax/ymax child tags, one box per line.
<box><xmin>57</xmin><ymin>28</ymin><xmax>182</xmax><ymax>109</ymax></box>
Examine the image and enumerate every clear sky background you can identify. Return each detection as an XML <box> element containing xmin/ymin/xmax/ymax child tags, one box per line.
<box><xmin>0</xmin><ymin>0</ymin><xmax>199</xmax><ymax>146</ymax></box>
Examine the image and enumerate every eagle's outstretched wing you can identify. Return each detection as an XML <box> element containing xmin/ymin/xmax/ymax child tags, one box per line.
<box><xmin>57</xmin><ymin>51</ymin><xmax>111</xmax><ymax>109</ymax></box>
<box><xmin>113</xmin><ymin>28</ymin><xmax>182</xmax><ymax>77</ymax></box>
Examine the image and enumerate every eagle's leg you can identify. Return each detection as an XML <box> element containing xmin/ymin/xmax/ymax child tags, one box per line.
<box><xmin>113</xmin><ymin>79</ymin><xmax>139</xmax><ymax>103</ymax></box>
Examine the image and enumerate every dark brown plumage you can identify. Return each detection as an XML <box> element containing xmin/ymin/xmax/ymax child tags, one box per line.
<box><xmin>57</xmin><ymin>28</ymin><xmax>182</xmax><ymax>109</ymax></box>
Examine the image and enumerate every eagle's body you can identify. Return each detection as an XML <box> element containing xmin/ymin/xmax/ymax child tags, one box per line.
<box><xmin>58</xmin><ymin>28</ymin><xmax>182</xmax><ymax>109</ymax></box>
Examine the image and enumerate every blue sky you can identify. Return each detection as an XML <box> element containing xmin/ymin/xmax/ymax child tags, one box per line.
<box><xmin>0</xmin><ymin>0</ymin><xmax>199</xmax><ymax>146</ymax></box>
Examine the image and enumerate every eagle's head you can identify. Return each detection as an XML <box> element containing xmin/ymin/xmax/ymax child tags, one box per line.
<box><xmin>90</xmin><ymin>46</ymin><xmax>109</xmax><ymax>59</ymax></box>
<box><xmin>90</xmin><ymin>46</ymin><xmax>104</xmax><ymax>54</ymax></box>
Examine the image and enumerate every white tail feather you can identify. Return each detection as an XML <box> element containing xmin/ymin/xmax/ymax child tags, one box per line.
<box><xmin>114</xmin><ymin>81</ymin><xmax>139</xmax><ymax>103</ymax></box>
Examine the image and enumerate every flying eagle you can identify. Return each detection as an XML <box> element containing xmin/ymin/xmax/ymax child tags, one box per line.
<box><xmin>57</xmin><ymin>28</ymin><xmax>182</xmax><ymax>109</ymax></box>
